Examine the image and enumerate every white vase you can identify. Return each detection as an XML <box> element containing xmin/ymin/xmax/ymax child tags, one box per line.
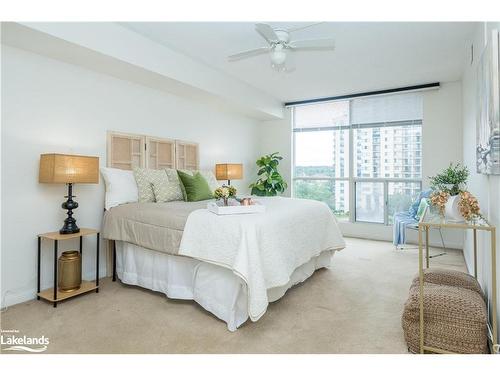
<box><xmin>444</xmin><ymin>194</ymin><xmax>464</xmax><ymax>222</ymax></box>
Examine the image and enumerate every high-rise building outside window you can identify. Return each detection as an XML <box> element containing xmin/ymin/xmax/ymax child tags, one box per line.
<box><xmin>292</xmin><ymin>91</ymin><xmax>422</xmax><ymax>224</ymax></box>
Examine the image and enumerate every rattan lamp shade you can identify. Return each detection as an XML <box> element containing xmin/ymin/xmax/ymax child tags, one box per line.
<box><xmin>215</xmin><ymin>163</ymin><xmax>243</xmax><ymax>181</ymax></box>
<box><xmin>39</xmin><ymin>154</ymin><xmax>99</xmax><ymax>184</ymax></box>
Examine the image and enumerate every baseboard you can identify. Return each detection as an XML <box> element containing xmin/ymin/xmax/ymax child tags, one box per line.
<box><xmin>402</xmin><ymin>239</ymin><xmax>464</xmax><ymax>250</ymax></box>
<box><xmin>1</xmin><ymin>289</ymin><xmax>36</xmax><ymax>309</ymax></box>
<box><xmin>343</xmin><ymin>235</ymin><xmax>463</xmax><ymax>250</ymax></box>
<box><xmin>2</xmin><ymin>232</ymin><xmax>461</xmax><ymax>309</ymax></box>
<box><xmin>339</xmin><ymin>221</ymin><xmax>464</xmax><ymax>250</ymax></box>
<box><xmin>1</xmin><ymin>270</ymin><xmax>107</xmax><ymax>309</ymax></box>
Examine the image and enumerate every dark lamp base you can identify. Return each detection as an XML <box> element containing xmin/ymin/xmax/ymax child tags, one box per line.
<box><xmin>60</xmin><ymin>223</ymin><xmax>80</xmax><ymax>235</ymax></box>
<box><xmin>59</xmin><ymin>183</ymin><xmax>80</xmax><ymax>235</ymax></box>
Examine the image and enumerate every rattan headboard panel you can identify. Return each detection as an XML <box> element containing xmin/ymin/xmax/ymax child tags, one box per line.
<box><xmin>107</xmin><ymin>131</ymin><xmax>199</xmax><ymax>170</ymax></box>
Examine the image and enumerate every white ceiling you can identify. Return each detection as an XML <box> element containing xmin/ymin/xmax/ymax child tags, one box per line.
<box><xmin>122</xmin><ymin>22</ymin><xmax>477</xmax><ymax>103</ymax></box>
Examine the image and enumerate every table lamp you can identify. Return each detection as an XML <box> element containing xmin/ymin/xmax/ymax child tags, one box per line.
<box><xmin>39</xmin><ymin>154</ymin><xmax>99</xmax><ymax>234</ymax></box>
<box><xmin>215</xmin><ymin>163</ymin><xmax>243</xmax><ymax>186</ymax></box>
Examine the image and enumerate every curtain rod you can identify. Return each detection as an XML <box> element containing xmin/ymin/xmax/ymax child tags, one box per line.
<box><xmin>284</xmin><ymin>82</ymin><xmax>440</xmax><ymax>107</ymax></box>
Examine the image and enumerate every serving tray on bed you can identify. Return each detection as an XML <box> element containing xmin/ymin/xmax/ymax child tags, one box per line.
<box><xmin>207</xmin><ymin>200</ymin><xmax>266</xmax><ymax>215</ymax></box>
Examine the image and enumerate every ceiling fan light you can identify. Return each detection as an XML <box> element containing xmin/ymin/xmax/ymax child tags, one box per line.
<box><xmin>227</xmin><ymin>23</ymin><xmax>334</xmax><ymax>72</ymax></box>
<box><xmin>271</xmin><ymin>62</ymin><xmax>287</xmax><ymax>72</ymax></box>
<box><xmin>270</xmin><ymin>48</ymin><xmax>286</xmax><ymax>65</ymax></box>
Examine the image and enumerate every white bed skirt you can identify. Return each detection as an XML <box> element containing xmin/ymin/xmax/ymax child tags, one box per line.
<box><xmin>115</xmin><ymin>241</ymin><xmax>335</xmax><ymax>331</ymax></box>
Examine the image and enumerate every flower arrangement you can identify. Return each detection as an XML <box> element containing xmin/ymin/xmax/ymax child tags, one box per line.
<box><xmin>429</xmin><ymin>191</ymin><xmax>450</xmax><ymax>217</ymax></box>
<box><xmin>427</xmin><ymin>163</ymin><xmax>483</xmax><ymax>222</ymax></box>
<box><xmin>214</xmin><ymin>186</ymin><xmax>237</xmax><ymax>206</ymax></box>
<box><xmin>429</xmin><ymin>163</ymin><xmax>469</xmax><ymax>196</ymax></box>
<box><xmin>428</xmin><ymin>166</ymin><xmax>483</xmax><ymax>222</ymax></box>
<box><xmin>458</xmin><ymin>191</ymin><xmax>482</xmax><ymax>222</ymax></box>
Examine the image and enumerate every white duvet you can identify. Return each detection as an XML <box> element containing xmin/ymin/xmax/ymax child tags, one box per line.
<box><xmin>179</xmin><ymin>196</ymin><xmax>346</xmax><ymax>321</ymax></box>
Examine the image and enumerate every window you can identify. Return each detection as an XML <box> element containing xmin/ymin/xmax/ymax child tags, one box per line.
<box><xmin>293</xmin><ymin>101</ymin><xmax>350</xmax><ymax>219</ymax></box>
<box><xmin>292</xmin><ymin>92</ymin><xmax>422</xmax><ymax>224</ymax></box>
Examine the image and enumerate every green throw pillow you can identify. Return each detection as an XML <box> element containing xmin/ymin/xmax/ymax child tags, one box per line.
<box><xmin>177</xmin><ymin>170</ymin><xmax>213</xmax><ymax>202</ymax></box>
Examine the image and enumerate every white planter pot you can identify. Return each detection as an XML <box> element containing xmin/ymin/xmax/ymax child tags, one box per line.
<box><xmin>445</xmin><ymin>194</ymin><xmax>464</xmax><ymax>222</ymax></box>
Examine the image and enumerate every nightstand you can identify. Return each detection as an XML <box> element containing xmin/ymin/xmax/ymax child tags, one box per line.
<box><xmin>37</xmin><ymin>228</ymin><xmax>100</xmax><ymax>307</ymax></box>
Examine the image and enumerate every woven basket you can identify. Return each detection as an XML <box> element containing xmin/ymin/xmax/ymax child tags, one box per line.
<box><xmin>402</xmin><ymin>269</ymin><xmax>488</xmax><ymax>354</ymax></box>
<box><xmin>412</xmin><ymin>268</ymin><xmax>484</xmax><ymax>297</ymax></box>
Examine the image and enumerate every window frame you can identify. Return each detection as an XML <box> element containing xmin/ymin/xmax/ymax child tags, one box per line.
<box><xmin>291</xmin><ymin>103</ymin><xmax>422</xmax><ymax>226</ymax></box>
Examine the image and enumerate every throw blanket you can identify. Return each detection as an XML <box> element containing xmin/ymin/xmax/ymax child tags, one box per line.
<box><xmin>393</xmin><ymin>212</ymin><xmax>418</xmax><ymax>246</ymax></box>
<box><xmin>102</xmin><ymin>200</ymin><xmax>208</xmax><ymax>255</ymax></box>
<box><xmin>392</xmin><ymin>189</ymin><xmax>432</xmax><ymax>246</ymax></box>
<box><xmin>179</xmin><ymin>197</ymin><xmax>345</xmax><ymax>321</ymax></box>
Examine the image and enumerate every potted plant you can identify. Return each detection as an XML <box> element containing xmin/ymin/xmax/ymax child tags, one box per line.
<box><xmin>429</xmin><ymin>163</ymin><xmax>469</xmax><ymax>221</ymax></box>
<box><xmin>249</xmin><ymin>152</ymin><xmax>288</xmax><ymax>196</ymax></box>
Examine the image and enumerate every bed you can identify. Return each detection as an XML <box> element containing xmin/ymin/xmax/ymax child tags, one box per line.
<box><xmin>102</xmin><ymin>131</ymin><xmax>345</xmax><ymax>330</ymax></box>
<box><xmin>102</xmin><ymin>197</ymin><xmax>345</xmax><ymax>331</ymax></box>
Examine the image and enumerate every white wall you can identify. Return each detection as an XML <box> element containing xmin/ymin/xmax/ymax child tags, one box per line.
<box><xmin>461</xmin><ymin>22</ymin><xmax>500</xmax><ymax>341</ymax></box>
<box><xmin>260</xmin><ymin>83</ymin><xmax>464</xmax><ymax>246</ymax></box>
<box><xmin>1</xmin><ymin>45</ymin><xmax>261</xmax><ymax>307</ymax></box>
<box><xmin>257</xmin><ymin>109</ymin><xmax>292</xmax><ymax>197</ymax></box>
<box><xmin>422</xmin><ymin>82</ymin><xmax>463</xmax><ymax>188</ymax></box>
<box><xmin>2</xmin><ymin>22</ymin><xmax>283</xmax><ymax>120</ymax></box>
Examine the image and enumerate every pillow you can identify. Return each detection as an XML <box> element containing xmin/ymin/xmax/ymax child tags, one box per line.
<box><xmin>415</xmin><ymin>198</ymin><xmax>429</xmax><ymax>221</ymax></box>
<box><xmin>133</xmin><ymin>167</ymin><xmax>169</xmax><ymax>202</ymax></box>
<box><xmin>177</xmin><ymin>170</ymin><xmax>214</xmax><ymax>202</ymax></box>
<box><xmin>100</xmin><ymin>167</ymin><xmax>138</xmax><ymax>210</ymax></box>
<box><xmin>151</xmin><ymin>179</ymin><xmax>185</xmax><ymax>202</ymax></box>
<box><xmin>164</xmin><ymin>168</ymin><xmax>185</xmax><ymax>201</ymax></box>
<box><xmin>409</xmin><ymin>189</ymin><xmax>432</xmax><ymax>218</ymax></box>
<box><xmin>178</xmin><ymin>169</ymin><xmax>218</xmax><ymax>191</ymax></box>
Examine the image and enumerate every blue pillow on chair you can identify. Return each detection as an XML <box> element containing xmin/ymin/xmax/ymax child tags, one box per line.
<box><xmin>409</xmin><ymin>189</ymin><xmax>432</xmax><ymax>219</ymax></box>
<box><xmin>415</xmin><ymin>198</ymin><xmax>430</xmax><ymax>221</ymax></box>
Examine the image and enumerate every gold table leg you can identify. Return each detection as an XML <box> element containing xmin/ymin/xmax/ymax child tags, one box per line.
<box><xmin>473</xmin><ymin>229</ymin><xmax>478</xmax><ymax>279</ymax></box>
<box><xmin>491</xmin><ymin>227</ymin><xmax>497</xmax><ymax>350</ymax></box>
<box><xmin>425</xmin><ymin>226</ymin><xmax>429</xmax><ymax>269</ymax></box>
<box><xmin>418</xmin><ymin>224</ymin><xmax>424</xmax><ymax>354</ymax></box>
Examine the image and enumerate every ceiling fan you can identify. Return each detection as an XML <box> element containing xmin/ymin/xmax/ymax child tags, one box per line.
<box><xmin>228</xmin><ymin>23</ymin><xmax>335</xmax><ymax>72</ymax></box>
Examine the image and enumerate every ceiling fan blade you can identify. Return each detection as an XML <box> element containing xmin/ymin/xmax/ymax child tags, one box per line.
<box><xmin>286</xmin><ymin>22</ymin><xmax>324</xmax><ymax>33</ymax></box>
<box><xmin>228</xmin><ymin>47</ymin><xmax>270</xmax><ymax>61</ymax></box>
<box><xmin>255</xmin><ymin>23</ymin><xmax>279</xmax><ymax>43</ymax></box>
<box><xmin>289</xmin><ymin>38</ymin><xmax>335</xmax><ymax>50</ymax></box>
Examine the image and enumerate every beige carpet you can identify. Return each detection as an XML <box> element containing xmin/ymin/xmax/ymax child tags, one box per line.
<box><xmin>0</xmin><ymin>238</ymin><xmax>466</xmax><ymax>354</ymax></box>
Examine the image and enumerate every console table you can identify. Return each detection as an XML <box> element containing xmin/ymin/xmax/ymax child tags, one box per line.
<box><xmin>418</xmin><ymin>218</ymin><xmax>497</xmax><ymax>354</ymax></box>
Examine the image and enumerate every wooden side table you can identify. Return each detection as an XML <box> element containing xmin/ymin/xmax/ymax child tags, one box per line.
<box><xmin>37</xmin><ymin>228</ymin><xmax>100</xmax><ymax>307</ymax></box>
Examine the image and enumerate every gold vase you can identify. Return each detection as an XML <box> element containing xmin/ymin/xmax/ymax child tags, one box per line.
<box><xmin>58</xmin><ymin>251</ymin><xmax>82</xmax><ymax>292</ymax></box>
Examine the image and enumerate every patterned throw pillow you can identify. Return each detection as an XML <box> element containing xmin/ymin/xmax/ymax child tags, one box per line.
<box><xmin>151</xmin><ymin>180</ymin><xmax>185</xmax><ymax>202</ymax></box>
<box><xmin>164</xmin><ymin>168</ymin><xmax>185</xmax><ymax>200</ymax></box>
<box><xmin>133</xmin><ymin>168</ymin><xmax>169</xmax><ymax>203</ymax></box>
